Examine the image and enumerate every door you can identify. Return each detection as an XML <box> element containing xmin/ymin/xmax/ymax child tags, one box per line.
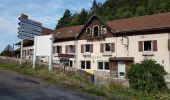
<box><xmin>118</xmin><ymin>61</ymin><xmax>126</xmax><ymax>77</ymax></box>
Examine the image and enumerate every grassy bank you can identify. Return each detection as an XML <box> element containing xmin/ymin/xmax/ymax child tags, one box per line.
<box><xmin>0</xmin><ymin>64</ymin><xmax>170</xmax><ymax>100</ymax></box>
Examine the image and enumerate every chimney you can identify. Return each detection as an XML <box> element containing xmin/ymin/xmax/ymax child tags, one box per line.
<box><xmin>21</xmin><ymin>14</ymin><xmax>28</xmax><ymax>19</ymax></box>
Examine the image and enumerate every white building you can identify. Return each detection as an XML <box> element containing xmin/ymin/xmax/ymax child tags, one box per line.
<box><xmin>16</xmin><ymin>12</ymin><xmax>170</xmax><ymax>78</ymax></box>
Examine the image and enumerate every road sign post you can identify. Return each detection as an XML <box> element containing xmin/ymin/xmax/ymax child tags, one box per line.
<box><xmin>20</xmin><ymin>40</ymin><xmax>23</xmax><ymax>65</ymax></box>
<box><xmin>18</xmin><ymin>14</ymin><xmax>43</xmax><ymax>66</ymax></box>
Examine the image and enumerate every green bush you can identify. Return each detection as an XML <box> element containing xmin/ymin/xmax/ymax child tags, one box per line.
<box><xmin>126</xmin><ymin>59</ymin><xmax>168</xmax><ymax>95</ymax></box>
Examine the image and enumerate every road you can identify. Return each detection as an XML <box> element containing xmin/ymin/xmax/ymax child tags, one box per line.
<box><xmin>0</xmin><ymin>70</ymin><xmax>103</xmax><ymax>100</ymax></box>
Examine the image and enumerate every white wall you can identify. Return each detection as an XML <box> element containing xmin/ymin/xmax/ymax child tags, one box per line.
<box><xmin>21</xmin><ymin>33</ymin><xmax>170</xmax><ymax>73</ymax></box>
<box><xmin>78</xmin><ymin>33</ymin><xmax>170</xmax><ymax>73</ymax></box>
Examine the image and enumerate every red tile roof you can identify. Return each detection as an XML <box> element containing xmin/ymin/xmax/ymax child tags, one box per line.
<box><xmin>53</xmin><ymin>25</ymin><xmax>83</xmax><ymax>40</ymax></box>
<box><xmin>107</xmin><ymin>12</ymin><xmax>170</xmax><ymax>33</ymax></box>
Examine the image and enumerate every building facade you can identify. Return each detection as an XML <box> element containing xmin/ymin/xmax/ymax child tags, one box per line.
<box><xmin>16</xmin><ymin>12</ymin><xmax>170</xmax><ymax>77</ymax></box>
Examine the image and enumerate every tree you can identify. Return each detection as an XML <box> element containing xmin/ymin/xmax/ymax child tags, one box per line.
<box><xmin>77</xmin><ymin>9</ymin><xmax>89</xmax><ymax>25</ymax></box>
<box><xmin>0</xmin><ymin>45</ymin><xmax>13</xmax><ymax>57</ymax></box>
<box><xmin>126</xmin><ymin>59</ymin><xmax>168</xmax><ymax>95</ymax></box>
<box><xmin>56</xmin><ymin>9</ymin><xmax>72</xmax><ymax>29</ymax></box>
<box><xmin>91</xmin><ymin>0</ymin><xmax>99</xmax><ymax>13</ymax></box>
<box><xmin>135</xmin><ymin>6</ymin><xmax>146</xmax><ymax>16</ymax></box>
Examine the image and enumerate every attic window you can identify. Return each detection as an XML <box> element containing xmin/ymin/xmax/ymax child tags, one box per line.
<box><xmin>86</xmin><ymin>27</ymin><xmax>91</xmax><ymax>36</ymax></box>
<box><xmin>93</xmin><ymin>25</ymin><xmax>99</xmax><ymax>37</ymax></box>
<box><xmin>101</xmin><ymin>26</ymin><xmax>107</xmax><ymax>34</ymax></box>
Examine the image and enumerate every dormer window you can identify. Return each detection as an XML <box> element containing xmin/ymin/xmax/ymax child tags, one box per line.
<box><xmin>101</xmin><ymin>26</ymin><xmax>107</xmax><ymax>34</ymax></box>
<box><xmin>93</xmin><ymin>25</ymin><xmax>99</xmax><ymax>37</ymax></box>
<box><xmin>86</xmin><ymin>27</ymin><xmax>91</xmax><ymax>36</ymax></box>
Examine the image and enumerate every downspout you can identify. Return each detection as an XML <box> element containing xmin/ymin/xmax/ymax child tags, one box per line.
<box><xmin>74</xmin><ymin>34</ymin><xmax>79</xmax><ymax>68</ymax></box>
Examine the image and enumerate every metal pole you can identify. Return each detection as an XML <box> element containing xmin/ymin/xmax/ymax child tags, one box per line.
<box><xmin>33</xmin><ymin>36</ymin><xmax>37</xmax><ymax>69</ymax></box>
<box><xmin>20</xmin><ymin>40</ymin><xmax>23</xmax><ymax>65</ymax></box>
<box><xmin>49</xmin><ymin>34</ymin><xmax>53</xmax><ymax>71</ymax></box>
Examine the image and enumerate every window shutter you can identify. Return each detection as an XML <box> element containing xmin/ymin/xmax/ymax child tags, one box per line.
<box><xmin>100</xmin><ymin>43</ymin><xmax>104</xmax><ymax>53</ymax></box>
<box><xmin>65</xmin><ymin>45</ymin><xmax>68</xmax><ymax>53</ymax></box>
<box><xmin>138</xmin><ymin>41</ymin><xmax>143</xmax><ymax>52</ymax></box>
<box><xmin>81</xmin><ymin>45</ymin><xmax>84</xmax><ymax>53</ymax></box>
<box><xmin>153</xmin><ymin>40</ymin><xmax>157</xmax><ymax>51</ymax></box>
<box><xmin>73</xmin><ymin>45</ymin><xmax>76</xmax><ymax>53</ymax></box>
<box><xmin>53</xmin><ymin>46</ymin><xmax>55</xmax><ymax>54</ymax></box>
<box><xmin>90</xmin><ymin>44</ymin><xmax>93</xmax><ymax>53</ymax></box>
<box><xmin>59</xmin><ymin>46</ymin><xmax>62</xmax><ymax>54</ymax></box>
<box><xmin>111</xmin><ymin>43</ymin><xmax>115</xmax><ymax>52</ymax></box>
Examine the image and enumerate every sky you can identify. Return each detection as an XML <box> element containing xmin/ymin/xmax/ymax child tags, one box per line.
<box><xmin>0</xmin><ymin>0</ymin><xmax>105</xmax><ymax>52</ymax></box>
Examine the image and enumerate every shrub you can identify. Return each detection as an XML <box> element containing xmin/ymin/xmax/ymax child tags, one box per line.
<box><xmin>126</xmin><ymin>59</ymin><xmax>168</xmax><ymax>95</ymax></box>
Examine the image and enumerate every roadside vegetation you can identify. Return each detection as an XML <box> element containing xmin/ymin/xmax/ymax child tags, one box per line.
<box><xmin>0</xmin><ymin>58</ymin><xmax>170</xmax><ymax>100</ymax></box>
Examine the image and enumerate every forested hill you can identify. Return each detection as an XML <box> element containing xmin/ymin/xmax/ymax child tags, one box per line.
<box><xmin>55</xmin><ymin>0</ymin><xmax>170</xmax><ymax>29</ymax></box>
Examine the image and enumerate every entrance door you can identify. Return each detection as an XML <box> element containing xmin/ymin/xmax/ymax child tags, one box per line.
<box><xmin>118</xmin><ymin>61</ymin><xmax>126</xmax><ymax>77</ymax></box>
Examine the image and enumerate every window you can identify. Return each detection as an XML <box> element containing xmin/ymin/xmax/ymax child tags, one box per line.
<box><xmin>56</xmin><ymin>46</ymin><xmax>61</xmax><ymax>53</ymax></box>
<box><xmin>144</xmin><ymin>41</ymin><xmax>152</xmax><ymax>51</ymax></box>
<box><xmin>70</xmin><ymin>61</ymin><xmax>73</xmax><ymax>67</ymax></box>
<box><xmin>98</xmin><ymin>61</ymin><xmax>110</xmax><ymax>70</ymax></box>
<box><xmin>93</xmin><ymin>26</ymin><xmax>99</xmax><ymax>37</ymax></box>
<box><xmin>101</xmin><ymin>26</ymin><xmax>107</xmax><ymax>34</ymax></box>
<box><xmin>86</xmin><ymin>27</ymin><xmax>91</xmax><ymax>35</ymax></box>
<box><xmin>69</xmin><ymin>45</ymin><xmax>75</xmax><ymax>53</ymax></box>
<box><xmin>81</xmin><ymin>61</ymin><xmax>91</xmax><ymax>69</ymax></box>
<box><xmin>64</xmin><ymin>61</ymin><xmax>73</xmax><ymax>67</ymax></box>
<box><xmin>105</xmin><ymin>43</ymin><xmax>111</xmax><ymax>52</ymax></box>
<box><xmin>85</xmin><ymin>44</ymin><xmax>90</xmax><ymax>52</ymax></box>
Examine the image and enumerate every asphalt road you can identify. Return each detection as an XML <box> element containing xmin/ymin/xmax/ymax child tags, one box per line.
<box><xmin>0</xmin><ymin>70</ymin><xmax>103</xmax><ymax>100</ymax></box>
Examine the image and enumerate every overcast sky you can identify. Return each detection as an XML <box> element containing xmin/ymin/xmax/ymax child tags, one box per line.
<box><xmin>0</xmin><ymin>0</ymin><xmax>105</xmax><ymax>52</ymax></box>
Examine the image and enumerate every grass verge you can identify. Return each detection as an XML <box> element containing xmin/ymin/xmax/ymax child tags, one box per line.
<box><xmin>0</xmin><ymin>64</ymin><xmax>170</xmax><ymax>100</ymax></box>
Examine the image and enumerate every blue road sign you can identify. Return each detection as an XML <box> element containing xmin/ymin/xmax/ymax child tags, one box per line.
<box><xmin>18</xmin><ymin>34</ymin><xmax>34</xmax><ymax>40</ymax></box>
<box><xmin>18</xmin><ymin>17</ymin><xmax>43</xmax><ymax>40</ymax></box>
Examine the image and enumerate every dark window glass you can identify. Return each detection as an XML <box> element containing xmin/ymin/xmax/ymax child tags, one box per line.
<box><xmin>86</xmin><ymin>61</ymin><xmax>91</xmax><ymax>69</ymax></box>
<box><xmin>56</xmin><ymin>46</ymin><xmax>60</xmax><ymax>53</ymax></box>
<box><xmin>69</xmin><ymin>45</ymin><xmax>74</xmax><ymax>53</ymax></box>
<box><xmin>105</xmin><ymin>43</ymin><xmax>111</xmax><ymax>52</ymax></box>
<box><xmin>144</xmin><ymin>41</ymin><xmax>152</xmax><ymax>51</ymax></box>
<box><xmin>93</xmin><ymin>26</ymin><xmax>99</xmax><ymax>37</ymax></box>
<box><xmin>105</xmin><ymin>62</ymin><xmax>110</xmax><ymax>70</ymax></box>
<box><xmin>85</xmin><ymin>45</ymin><xmax>90</xmax><ymax>52</ymax></box>
<box><xmin>81</xmin><ymin>61</ymin><xmax>85</xmax><ymax>69</ymax></box>
<box><xmin>119</xmin><ymin>72</ymin><xmax>125</xmax><ymax>76</ymax></box>
<box><xmin>70</xmin><ymin>61</ymin><xmax>73</xmax><ymax>67</ymax></box>
<box><xmin>98</xmin><ymin>62</ymin><xmax>103</xmax><ymax>69</ymax></box>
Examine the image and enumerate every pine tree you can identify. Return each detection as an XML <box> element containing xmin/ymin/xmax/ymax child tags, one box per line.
<box><xmin>56</xmin><ymin>9</ymin><xmax>72</xmax><ymax>29</ymax></box>
<box><xmin>91</xmin><ymin>0</ymin><xmax>99</xmax><ymax>13</ymax></box>
<box><xmin>77</xmin><ymin>9</ymin><xmax>89</xmax><ymax>25</ymax></box>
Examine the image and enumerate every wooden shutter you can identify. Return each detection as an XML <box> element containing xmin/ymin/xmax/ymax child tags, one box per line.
<box><xmin>81</xmin><ymin>45</ymin><xmax>84</xmax><ymax>53</ymax></box>
<box><xmin>73</xmin><ymin>45</ymin><xmax>76</xmax><ymax>53</ymax></box>
<box><xmin>65</xmin><ymin>45</ymin><xmax>68</xmax><ymax>53</ymax></box>
<box><xmin>111</xmin><ymin>43</ymin><xmax>115</xmax><ymax>52</ymax></box>
<box><xmin>138</xmin><ymin>41</ymin><xmax>143</xmax><ymax>52</ymax></box>
<box><xmin>90</xmin><ymin>44</ymin><xmax>93</xmax><ymax>53</ymax></box>
<box><xmin>100</xmin><ymin>43</ymin><xmax>104</xmax><ymax>53</ymax></box>
<box><xmin>153</xmin><ymin>40</ymin><xmax>157</xmax><ymax>51</ymax></box>
<box><xmin>59</xmin><ymin>46</ymin><xmax>62</xmax><ymax>54</ymax></box>
<box><xmin>53</xmin><ymin>46</ymin><xmax>55</xmax><ymax>54</ymax></box>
